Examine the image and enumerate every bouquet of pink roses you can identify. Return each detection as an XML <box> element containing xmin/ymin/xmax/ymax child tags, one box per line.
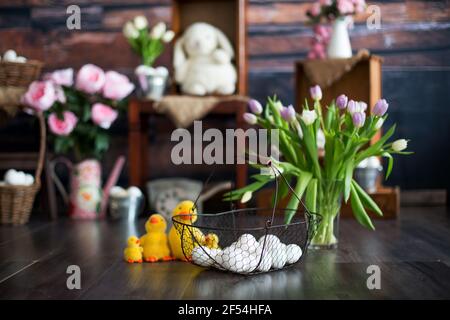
<box><xmin>22</xmin><ymin>64</ymin><xmax>134</xmax><ymax>160</ymax></box>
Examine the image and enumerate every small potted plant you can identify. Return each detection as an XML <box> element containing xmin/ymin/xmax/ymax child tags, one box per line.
<box><xmin>22</xmin><ymin>64</ymin><xmax>134</xmax><ymax>219</ymax></box>
<box><xmin>307</xmin><ymin>0</ymin><xmax>367</xmax><ymax>59</ymax></box>
<box><xmin>226</xmin><ymin>86</ymin><xmax>411</xmax><ymax>249</ymax></box>
<box><xmin>123</xmin><ymin>16</ymin><xmax>175</xmax><ymax>100</ymax></box>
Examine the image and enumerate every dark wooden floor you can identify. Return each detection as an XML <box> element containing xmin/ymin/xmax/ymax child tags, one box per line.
<box><xmin>1</xmin><ymin>206</ymin><xmax>450</xmax><ymax>300</ymax></box>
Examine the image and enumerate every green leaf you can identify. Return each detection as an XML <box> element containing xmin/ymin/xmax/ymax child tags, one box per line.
<box><xmin>351</xmin><ymin>179</ymin><xmax>383</xmax><ymax>217</ymax></box>
<box><xmin>305</xmin><ymin>178</ymin><xmax>317</xmax><ymax>213</ymax></box>
<box><xmin>223</xmin><ymin>180</ymin><xmax>270</xmax><ymax>201</ymax></box>
<box><xmin>343</xmin><ymin>161</ymin><xmax>353</xmax><ymax>202</ymax></box>
<box><xmin>382</xmin><ymin>152</ymin><xmax>394</xmax><ymax>179</ymax></box>
<box><xmin>284</xmin><ymin>171</ymin><xmax>312</xmax><ymax>224</ymax></box>
<box><xmin>350</xmin><ymin>184</ymin><xmax>375</xmax><ymax>230</ymax></box>
<box><xmin>356</xmin><ymin>124</ymin><xmax>396</xmax><ymax>163</ymax></box>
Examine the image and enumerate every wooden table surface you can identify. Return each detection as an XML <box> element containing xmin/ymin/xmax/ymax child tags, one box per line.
<box><xmin>1</xmin><ymin>206</ymin><xmax>449</xmax><ymax>300</ymax></box>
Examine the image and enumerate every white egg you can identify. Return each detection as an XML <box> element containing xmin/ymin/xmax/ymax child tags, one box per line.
<box><xmin>236</xmin><ymin>234</ymin><xmax>259</xmax><ymax>253</ymax></box>
<box><xmin>286</xmin><ymin>244</ymin><xmax>302</xmax><ymax>264</ymax></box>
<box><xmin>24</xmin><ymin>174</ymin><xmax>34</xmax><ymax>186</ymax></box>
<box><xmin>271</xmin><ymin>243</ymin><xmax>287</xmax><ymax>269</ymax></box>
<box><xmin>256</xmin><ymin>247</ymin><xmax>272</xmax><ymax>272</ymax></box>
<box><xmin>4</xmin><ymin>169</ymin><xmax>17</xmax><ymax>182</ymax></box>
<box><xmin>3</xmin><ymin>49</ymin><xmax>17</xmax><ymax>62</ymax></box>
<box><xmin>240</xmin><ymin>252</ymin><xmax>260</xmax><ymax>273</ymax></box>
<box><xmin>213</xmin><ymin>251</ymin><xmax>226</xmax><ymax>270</ymax></box>
<box><xmin>127</xmin><ymin>186</ymin><xmax>142</xmax><ymax>197</ymax></box>
<box><xmin>15</xmin><ymin>56</ymin><xmax>27</xmax><ymax>63</ymax></box>
<box><xmin>110</xmin><ymin>186</ymin><xmax>128</xmax><ymax>197</ymax></box>
<box><xmin>258</xmin><ymin>234</ymin><xmax>280</xmax><ymax>252</ymax></box>
<box><xmin>192</xmin><ymin>246</ymin><xmax>219</xmax><ymax>267</ymax></box>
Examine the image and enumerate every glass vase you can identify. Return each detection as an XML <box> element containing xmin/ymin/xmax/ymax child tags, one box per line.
<box><xmin>309</xmin><ymin>180</ymin><xmax>342</xmax><ymax>250</ymax></box>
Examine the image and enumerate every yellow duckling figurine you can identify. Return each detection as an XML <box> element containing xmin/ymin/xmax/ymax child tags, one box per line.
<box><xmin>124</xmin><ymin>236</ymin><xmax>143</xmax><ymax>263</ymax></box>
<box><xmin>169</xmin><ymin>200</ymin><xmax>220</xmax><ymax>261</ymax></box>
<box><xmin>204</xmin><ymin>233</ymin><xmax>220</xmax><ymax>249</ymax></box>
<box><xmin>140</xmin><ymin>214</ymin><xmax>172</xmax><ymax>262</ymax></box>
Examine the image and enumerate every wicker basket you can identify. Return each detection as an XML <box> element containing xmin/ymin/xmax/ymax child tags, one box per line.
<box><xmin>0</xmin><ymin>60</ymin><xmax>43</xmax><ymax>124</ymax></box>
<box><xmin>0</xmin><ymin>111</ymin><xmax>46</xmax><ymax>225</ymax></box>
<box><xmin>0</xmin><ymin>60</ymin><xmax>43</xmax><ymax>87</ymax></box>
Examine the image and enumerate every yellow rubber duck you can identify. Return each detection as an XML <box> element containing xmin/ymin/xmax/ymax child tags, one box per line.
<box><xmin>123</xmin><ymin>236</ymin><xmax>143</xmax><ymax>263</ymax></box>
<box><xmin>140</xmin><ymin>214</ymin><xmax>172</xmax><ymax>262</ymax></box>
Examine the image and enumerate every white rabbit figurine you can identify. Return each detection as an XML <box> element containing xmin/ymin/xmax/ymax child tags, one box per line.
<box><xmin>173</xmin><ymin>22</ymin><xmax>237</xmax><ymax>96</ymax></box>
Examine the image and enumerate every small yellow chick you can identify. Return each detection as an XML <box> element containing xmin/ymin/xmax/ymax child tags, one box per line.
<box><xmin>204</xmin><ymin>233</ymin><xmax>220</xmax><ymax>249</ymax></box>
<box><xmin>169</xmin><ymin>200</ymin><xmax>206</xmax><ymax>261</ymax></box>
<box><xmin>140</xmin><ymin>214</ymin><xmax>172</xmax><ymax>262</ymax></box>
<box><xmin>124</xmin><ymin>236</ymin><xmax>143</xmax><ymax>263</ymax></box>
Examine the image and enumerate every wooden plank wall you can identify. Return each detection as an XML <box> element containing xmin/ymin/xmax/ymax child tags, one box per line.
<box><xmin>0</xmin><ymin>0</ymin><xmax>449</xmax><ymax>191</ymax></box>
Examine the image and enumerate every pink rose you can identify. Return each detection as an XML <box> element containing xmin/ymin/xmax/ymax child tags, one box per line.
<box><xmin>22</xmin><ymin>81</ymin><xmax>56</xmax><ymax>111</ymax></box>
<box><xmin>337</xmin><ymin>0</ymin><xmax>355</xmax><ymax>15</ymax></box>
<box><xmin>48</xmin><ymin>111</ymin><xmax>78</xmax><ymax>136</ymax></box>
<box><xmin>44</xmin><ymin>68</ymin><xmax>73</xmax><ymax>86</ymax></box>
<box><xmin>102</xmin><ymin>71</ymin><xmax>135</xmax><ymax>100</ymax></box>
<box><xmin>55</xmin><ymin>86</ymin><xmax>66</xmax><ymax>104</ymax></box>
<box><xmin>91</xmin><ymin>103</ymin><xmax>118</xmax><ymax>129</ymax></box>
<box><xmin>310</xmin><ymin>3</ymin><xmax>321</xmax><ymax>17</ymax></box>
<box><xmin>75</xmin><ymin>64</ymin><xmax>105</xmax><ymax>94</ymax></box>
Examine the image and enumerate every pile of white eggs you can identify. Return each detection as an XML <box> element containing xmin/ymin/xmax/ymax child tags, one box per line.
<box><xmin>110</xmin><ymin>186</ymin><xmax>143</xmax><ymax>198</ymax></box>
<box><xmin>0</xmin><ymin>169</ymin><xmax>34</xmax><ymax>186</ymax></box>
<box><xmin>1</xmin><ymin>50</ymin><xmax>27</xmax><ymax>63</ymax></box>
<box><xmin>192</xmin><ymin>233</ymin><xmax>302</xmax><ymax>274</ymax></box>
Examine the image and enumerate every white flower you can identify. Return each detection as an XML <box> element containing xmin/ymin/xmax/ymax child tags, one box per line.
<box><xmin>241</xmin><ymin>191</ymin><xmax>252</xmax><ymax>204</ymax></box>
<box><xmin>150</xmin><ymin>22</ymin><xmax>166</xmax><ymax>39</ymax></box>
<box><xmin>317</xmin><ymin>129</ymin><xmax>325</xmax><ymax>149</ymax></box>
<box><xmin>300</xmin><ymin>109</ymin><xmax>317</xmax><ymax>126</ymax></box>
<box><xmin>392</xmin><ymin>139</ymin><xmax>408</xmax><ymax>152</ymax></box>
<box><xmin>133</xmin><ymin>15</ymin><xmax>148</xmax><ymax>30</ymax></box>
<box><xmin>375</xmin><ymin>118</ymin><xmax>384</xmax><ymax>130</ymax></box>
<box><xmin>294</xmin><ymin>121</ymin><xmax>303</xmax><ymax>139</ymax></box>
<box><xmin>162</xmin><ymin>30</ymin><xmax>175</xmax><ymax>43</ymax></box>
<box><xmin>123</xmin><ymin>21</ymin><xmax>139</xmax><ymax>39</ymax></box>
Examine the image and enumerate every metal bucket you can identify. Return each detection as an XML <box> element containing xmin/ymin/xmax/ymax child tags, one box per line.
<box><xmin>137</xmin><ymin>73</ymin><xmax>168</xmax><ymax>101</ymax></box>
<box><xmin>109</xmin><ymin>194</ymin><xmax>144</xmax><ymax>221</ymax></box>
<box><xmin>354</xmin><ymin>167</ymin><xmax>381</xmax><ymax>193</ymax></box>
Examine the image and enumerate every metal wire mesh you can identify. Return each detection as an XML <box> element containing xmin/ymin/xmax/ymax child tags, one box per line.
<box><xmin>172</xmin><ymin>162</ymin><xmax>320</xmax><ymax>275</ymax></box>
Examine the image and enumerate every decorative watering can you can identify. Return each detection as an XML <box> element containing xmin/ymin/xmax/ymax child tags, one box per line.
<box><xmin>50</xmin><ymin>156</ymin><xmax>125</xmax><ymax>219</ymax></box>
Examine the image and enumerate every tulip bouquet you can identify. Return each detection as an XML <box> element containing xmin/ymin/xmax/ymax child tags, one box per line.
<box><xmin>123</xmin><ymin>16</ymin><xmax>175</xmax><ymax>67</ymax></box>
<box><xmin>226</xmin><ymin>86</ymin><xmax>411</xmax><ymax>248</ymax></box>
<box><xmin>22</xmin><ymin>64</ymin><xmax>134</xmax><ymax>160</ymax></box>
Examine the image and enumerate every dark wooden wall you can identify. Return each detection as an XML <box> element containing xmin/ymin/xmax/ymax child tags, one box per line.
<box><xmin>0</xmin><ymin>0</ymin><xmax>449</xmax><ymax>191</ymax></box>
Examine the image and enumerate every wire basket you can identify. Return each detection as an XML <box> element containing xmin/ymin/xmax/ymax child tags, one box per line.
<box><xmin>172</xmin><ymin>163</ymin><xmax>320</xmax><ymax>275</ymax></box>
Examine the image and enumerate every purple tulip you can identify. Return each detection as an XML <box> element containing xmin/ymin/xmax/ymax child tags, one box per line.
<box><xmin>347</xmin><ymin>100</ymin><xmax>357</xmax><ymax>114</ymax></box>
<box><xmin>373</xmin><ymin>99</ymin><xmax>389</xmax><ymax>116</ymax></box>
<box><xmin>280</xmin><ymin>105</ymin><xmax>296</xmax><ymax>122</ymax></box>
<box><xmin>243</xmin><ymin>112</ymin><xmax>257</xmax><ymax>125</ymax></box>
<box><xmin>248</xmin><ymin>99</ymin><xmax>263</xmax><ymax>115</ymax></box>
<box><xmin>309</xmin><ymin>85</ymin><xmax>322</xmax><ymax>101</ymax></box>
<box><xmin>352</xmin><ymin>111</ymin><xmax>366</xmax><ymax>128</ymax></box>
<box><xmin>336</xmin><ymin>94</ymin><xmax>348</xmax><ymax>109</ymax></box>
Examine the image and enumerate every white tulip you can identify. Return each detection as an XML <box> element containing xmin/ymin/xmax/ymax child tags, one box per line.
<box><xmin>300</xmin><ymin>109</ymin><xmax>317</xmax><ymax>126</ymax></box>
<box><xmin>240</xmin><ymin>191</ymin><xmax>252</xmax><ymax>204</ymax></box>
<box><xmin>317</xmin><ymin>128</ymin><xmax>325</xmax><ymax>149</ymax></box>
<box><xmin>150</xmin><ymin>22</ymin><xmax>166</xmax><ymax>39</ymax></box>
<box><xmin>162</xmin><ymin>30</ymin><xmax>175</xmax><ymax>43</ymax></box>
<box><xmin>392</xmin><ymin>139</ymin><xmax>408</xmax><ymax>152</ymax></box>
<box><xmin>375</xmin><ymin>118</ymin><xmax>384</xmax><ymax>130</ymax></box>
<box><xmin>123</xmin><ymin>21</ymin><xmax>139</xmax><ymax>39</ymax></box>
<box><xmin>133</xmin><ymin>15</ymin><xmax>148</xmax><ymax>30</ymax></box>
